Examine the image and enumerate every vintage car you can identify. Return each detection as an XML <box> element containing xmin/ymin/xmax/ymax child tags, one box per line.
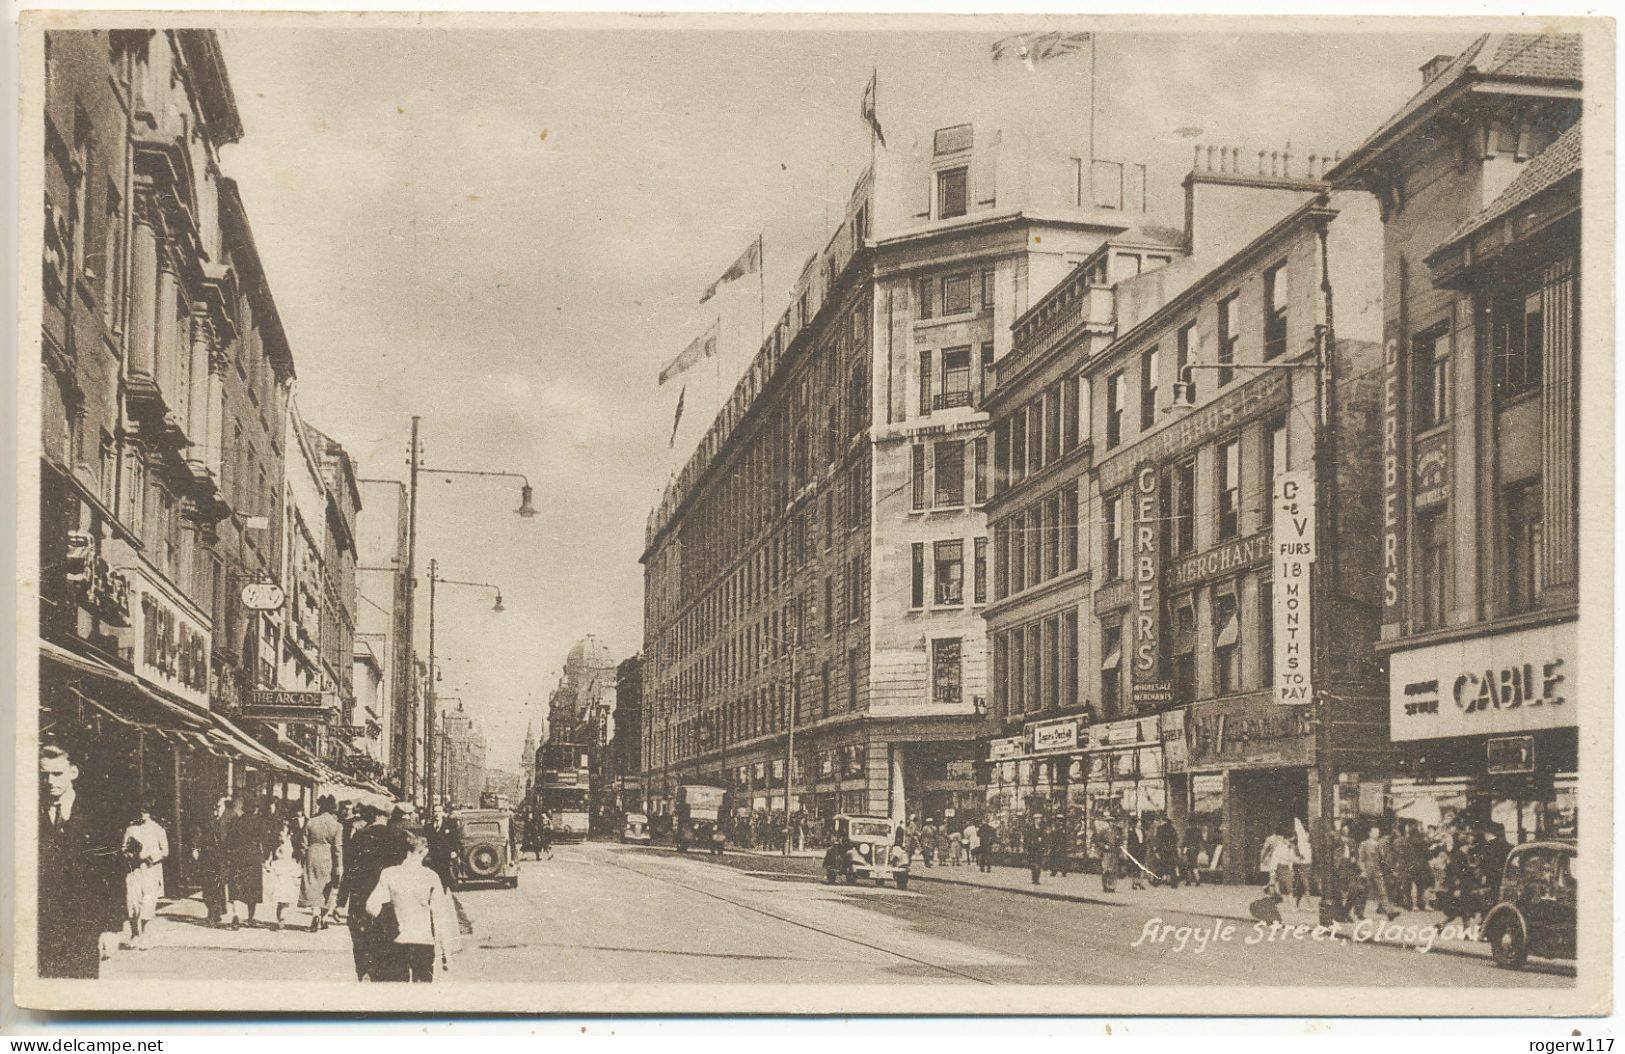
<box><xmin>1483</xmin><ymin>840</ymin><xmax>1576</xmax><ymax>969</ymax></box>
<box><xmin>827</xmin><ymin>814</ymin><xmax>910</xmax><ymax>889</ymax></box>
<box><xmin>621</xmin><ymin>811</ymin><xmax>651</xmax><ymax>843</ymax></box>
<box><xmin>447</xmin><ymin>808</ymin><xmax>520</xmax><ymax>889</ymax></box>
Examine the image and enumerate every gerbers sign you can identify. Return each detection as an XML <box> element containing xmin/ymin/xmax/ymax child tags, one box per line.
<box><xmin>1272</xmin><ymin>470</ymin><xmax>1315</xmax><ymax>704</ymax></box>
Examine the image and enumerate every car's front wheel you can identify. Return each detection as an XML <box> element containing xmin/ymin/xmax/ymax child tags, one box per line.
<box><xmin>1488</xmin><ymin>913</ymin><xmax>1529</xmax><ymax>970</ymax></box>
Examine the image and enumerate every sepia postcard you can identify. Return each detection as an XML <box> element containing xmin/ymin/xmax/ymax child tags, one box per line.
<box><xmin>11</xmin><ymin>10</ymin><xmax>1614</xmax><ymax>1017</ymax></box>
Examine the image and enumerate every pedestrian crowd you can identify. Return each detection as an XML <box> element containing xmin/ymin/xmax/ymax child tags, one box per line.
<box><xmin>37</xmin><ymin>741</ymin><xmax>461</xmax><ymax>983</ymax></box>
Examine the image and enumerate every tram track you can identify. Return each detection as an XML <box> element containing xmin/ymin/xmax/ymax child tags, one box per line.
<box><xmin>599</xmin><ymin>847</ymin><xmax>1001</xmax><ymax>985</ymax></box>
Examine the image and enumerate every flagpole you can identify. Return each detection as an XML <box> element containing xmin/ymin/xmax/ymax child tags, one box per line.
<box><xmin>1087</xmin><ymin>33</ymin><xmax>1097</xmax><ymax>206</ymax></box>
<box><xmin>758</xmin><ymin>233</ymin><xmax>766</xmax><ymax>347</ymax></box>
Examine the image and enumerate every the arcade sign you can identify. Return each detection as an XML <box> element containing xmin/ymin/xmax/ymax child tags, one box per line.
<box><xmin>1389</xmin><ymin>622</ymin><xmax>1576</xmax><ymax>742</ymax></box>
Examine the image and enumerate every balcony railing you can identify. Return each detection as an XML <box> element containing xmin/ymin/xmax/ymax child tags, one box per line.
<box><xmin>934</xmin><ymin>389</ymin><xmax>974</xmax><ymax>411</ymax></box>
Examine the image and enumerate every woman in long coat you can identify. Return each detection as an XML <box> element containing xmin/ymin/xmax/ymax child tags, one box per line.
<box><xmin>223</xmin><ymin>799</ymin><xmax>266</xmax><ymax>928</ymax></box>
<box><xmin>301</xmin><ymin>796</ymin><xmax>344</xmax><ymax>931</ymax></box>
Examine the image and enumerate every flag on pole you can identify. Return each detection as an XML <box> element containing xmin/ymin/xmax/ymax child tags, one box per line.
<box><xmin>991</xmin><ymin>30</ymin><xmax>1092</xmax><ymax>71</ymax></box>
<box><xmin>861</xmin><ymin>69</ymin><xmax>886</xmax><ymax>148</ymax></box>
<box><xmin>658</xmin><ymin>321</ymin><xmax>719</xmax><ymax>386</ymax></box>
<box><xmin>668</xmin><ymin>385</ymin><xmax>686</xmax><ymax>448</ymax></box>
<box><xmin>699</xmin><ymin>236</ymin><xmax>763</xmax><ymax>304</ymax></box>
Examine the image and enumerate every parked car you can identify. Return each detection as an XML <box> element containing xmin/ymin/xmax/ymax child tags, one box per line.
<box><xmin>1484</xmin><ymin>840</ymin><xmax>1576</xmax><ymax>969</ymax></box>
<box><xmin>621</xmin><ymin>812</ymin><xmax>651</xmax><ymax>843</ymax></box>
<box><xmin>448</xmin><ymin>808</ymin><xmax>520</xmax><ymax>889</ymax></box>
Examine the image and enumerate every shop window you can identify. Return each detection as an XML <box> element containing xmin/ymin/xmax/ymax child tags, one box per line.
<box><xmin>1100</xmin><ymin>623</ymin><xmax>1123</xmax><ymax>719</ymax></box>
<box><xmin>1217</xmin><ymin>438</ymin><xmax>1241</xmax><ymax>540</ymax></box>
<box><xmin>932</xmin><ymin>638</ymin><xmax>963</xmax><ymax>704</ymax></box>
<box><xmin>1504</xmin><ymin>481</ymin><xmax>1543</xmax><ymax>615</ymax></box>
<box><xmin>1213</xmin><ymin>589</ymin><xmax>1241</xmax><ymax>695</ymax></box>
<box><xmin>1492</xmin><ymin>290</ymin><xmax>1543</xmax><ymax>400</ymax></box>
<box><xmin>1418</xmin><ymin>510</ymin><xmax>1450</xmax><ymax>629</ymax></box>
<box><xmin>1414</xmin><ymin>330</ymin><xmax>1450</xmax><ymax>430</ymax></box>
<box><xmin>934</xmin><ymin>539</ymin><xmax>964</xmax><ymax>606</ymax></box>
<box><xmin>1171</xmin><ymin>594</ymin><xmax>1197</xmax><ymax>703</ymax></box>
<box><xmin>1263</xmin><ymin>261</ymin><xmax>1289</xmax><ymax>360</ymax></box>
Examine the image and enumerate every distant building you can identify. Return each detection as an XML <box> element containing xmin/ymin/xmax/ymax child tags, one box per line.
<box><xmin>436</xmin><ymin>699</ymin><xmax>487</xmax><ymax>809</ymax></box>
<box><xmin>1327</xmin><ymin>34</ymin><xmax>1583</xmax><ymax>842</ymax></box>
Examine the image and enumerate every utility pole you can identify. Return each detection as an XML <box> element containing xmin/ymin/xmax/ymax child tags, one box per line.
<box><xmin>1313</xmin><ymin>221</ymin><xmax>1340</xmax><ymax>927</ymax></box>
<box><xmin>425</xmin><ymin>557</ymin><xmax>438</xmax><ymax>812</ymax></box>
<box><xmin>406</xmin><ymin>416</ymin><xmax>421</xmax><ymax>803</ymax></box>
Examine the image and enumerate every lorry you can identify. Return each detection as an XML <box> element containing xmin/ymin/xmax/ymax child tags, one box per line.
<box><xmin>674</xmin><ymin>784</ymin><xmax>727</xmax><ymax>854</ymax></box>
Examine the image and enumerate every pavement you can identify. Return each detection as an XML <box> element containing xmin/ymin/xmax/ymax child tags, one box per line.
<box><xmin>100</xmin><ymin>839</ymin><xmax>1574</xmax><ymax>989</ymax></box>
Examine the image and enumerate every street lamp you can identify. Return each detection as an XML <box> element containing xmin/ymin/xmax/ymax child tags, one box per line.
<box><xmin>424</xmin><ymin>559</ymin><xmax>507</xmax><ymax>811</ymax></box>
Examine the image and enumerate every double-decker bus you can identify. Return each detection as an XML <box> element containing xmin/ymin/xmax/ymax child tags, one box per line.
<box><xmin>533</xmin><ymin>742</ymin><xmax>591</xmax><ymax>840</ymax></box>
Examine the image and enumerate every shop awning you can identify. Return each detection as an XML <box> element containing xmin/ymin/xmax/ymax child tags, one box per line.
<box><xmin>42</xmin><ymin>640</ymin><xmax>214</xmax><ymax>733</ymax></box>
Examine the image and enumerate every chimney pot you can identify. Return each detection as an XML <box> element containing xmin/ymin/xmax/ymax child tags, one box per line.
<box><xmin>1258</xmin><ymin>150</ymin><xmax>1267</xmax><ymax>176</ymax></box>
<box><xmin>1193</xmin><ymin>144</ymin><xmax>1202</xmax><ymax>170</ymax></box>
<box><xmin>1206</xmin><ymin>145</ymin><xmax>1217</xmax><ymax>170</ymax></box>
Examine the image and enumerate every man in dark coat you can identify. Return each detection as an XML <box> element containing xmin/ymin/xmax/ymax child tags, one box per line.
<box><xmin>38</xmin><ymin>743</ymin><xmax>124</xmax><ymax>978</ymax></box>
<box><xmin>1023</xmin><ymin>815</ymin><xmax>1048</xmax><ymax>885</ymax></box>
<box><xmin>976</xmin><ymin>820</ymin><xmax>996</xmax><ymax>872</ymax></box>
<box><xmin>197</xmin><ymin>797</ymin><xmax>231</xmax><ymax>926</ymax></box>
<box><xmin>339</xmin><ymin>805</ymin><xmax>414</xmax><ymax>980</ymax></box>
<box><xmin>1154</xmin><ymin>819</ymin><xmax>1182</xmax><ymax>889</ymax></box>
<box><xmin>222</xmin><ymin>797</ymin><xmax>266</xmax><ymax>928</ymax></box>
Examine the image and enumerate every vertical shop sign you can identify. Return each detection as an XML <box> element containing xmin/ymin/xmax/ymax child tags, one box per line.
<box><xmin>1273</xmin><ymin>469</ymin><xmax>1315</xmax><ymax>704</ymax></box>
<box><xmin>1380</xmin><ymin>337</ymin><xmax>1406</xmax><ymax>626</ymax></box>
<box><xmin>1131</xmin><ymin>464</ymin><xmax>1162</xmax><ymax>701</ymax></box>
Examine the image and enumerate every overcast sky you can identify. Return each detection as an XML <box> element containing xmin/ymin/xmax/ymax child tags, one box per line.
<box><xmin>214</xmin><ymin>20</ymin><xmax>1476</xmax><ymax>767</ymax></box>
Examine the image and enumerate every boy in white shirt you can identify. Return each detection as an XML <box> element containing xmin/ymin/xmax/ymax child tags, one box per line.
<box><xmin>365</xmin><ymin>834</ymin><xmax>459</xmax><ymax>982</ymax></box>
